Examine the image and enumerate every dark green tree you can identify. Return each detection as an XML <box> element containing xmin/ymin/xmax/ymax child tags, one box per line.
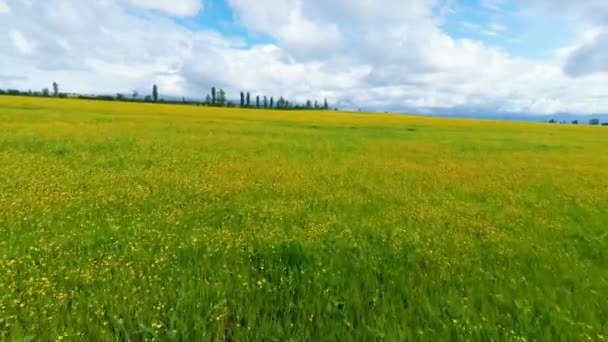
<box><xmin>52</xmin><ymin>82</ymin><xmax>59</xmax><ymax>97</ymax></box>
<box><xmin>324</xmin><ymin>98</ymin><xmax>328</xmax><ymax>110</ymax></box>
<box><xmin>256</xmin><ymin>96</ymin><xmax>260</xmax><ymax>108</ymax></box>
<box><xmin>205</xmin><ymin>94</ymin><xmax>211</xmax><ymax>105</ymax></box>
<box><xmin>240</xmin><ymin>91</ymin><xmax>245</xmax><ymax>107</ymax></box>
<box><xmin>306</xmin><ymin>100</ymin><xmax>312</xmax><ymax>109</ymax></box>
<box><xmin>590</xmin><ymin>118</ymin><xmax>600</xmax><ymax>125</ymax></box>
<box><xmin>152</xmin><ymin>84</ymin><xmax>158</xmax><ymax>102</ymax></box>
<box><xmin>211</xmin><ymin>87</ymin><xmax>216</xmax><ymax>105</ymax></box>
<box><xmin>42</xmin><ymin>88</ymin><xmax>50</xmax><ymax>96</ymax></box>
<box><xmin>270</xmin><ymin>97</ymin><xmax>274</xmax><ymax>109</ymax></box>
<box><xmin>263</xmin><ymin>96</ymin><xmax>268</xmax><ymax>108</ymax></box>
<box><xmin>246</xmin><ymin>92</ymin><xmax>251</xmax><ymax>107</ymax></box>
<box><xmin>218</xmin><ymin>89</ymin><xmax>226</xmax><ymax>106</ymax></box>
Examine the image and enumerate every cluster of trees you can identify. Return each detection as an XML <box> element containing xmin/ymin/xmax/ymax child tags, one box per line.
<box><xmin>0</xmin><ymin>82</ymin><xmax>68</xmax><ymax>98</ymax></box>
<box><xmin>547</xmin><ymin>118</ymin><xmax>607</xmax><ymax>125</ymax></box>
<box><xmin>587</xmin><ymin>118</ymin><xmax>608</xmax><ymax>126</ymax></box>
<box><xmin>203</xmin><ymin>87</ymin><xmax>329</xmax><ymax>110</ymax></box>
<box><xmin>0</xmin><ymin>82</ymin><xmax>333</xmax><ymax>111</ymax></box>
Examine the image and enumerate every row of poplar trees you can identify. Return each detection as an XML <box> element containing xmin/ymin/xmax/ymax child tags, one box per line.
<box><xmin>205</xmin><ymin>87</ymin><xmax>329</xmax><ymax>110</ymax></box>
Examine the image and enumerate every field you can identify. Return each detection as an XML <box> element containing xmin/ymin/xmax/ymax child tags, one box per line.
<box><xmin>1</xmin><ymin>96</ymin><xmax>607</xmax><ymax>340</ymax></box>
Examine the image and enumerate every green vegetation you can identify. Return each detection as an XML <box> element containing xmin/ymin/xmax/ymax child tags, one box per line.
<box><xmin>0</xmin><ymin>84</ymin><xmax>331</xmax><ymax>112</ymax></box>
<box><xmin>1</xmin><ymin>96</ymin><xmax>607</xmax><ymax>340</ymax></box>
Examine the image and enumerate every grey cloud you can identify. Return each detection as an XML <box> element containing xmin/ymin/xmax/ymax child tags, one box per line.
<box><xmin>37</xmin><ymin>58</ymin><xmax>92</xmax><ymax>71</ymax></box>
<box><xmin>520</xmin><ymin>0</ymin><xmax>608</xmax><ymax>24</ymax></box>
<box><xmin>0</xmin><ymin>74</ymin><xmax>27</xmax><ymax>81</ymax></box>
<box><xmin>564</xmin><ymin>32</ymin><xmax>608</xmax><ymax>77</ymax></box>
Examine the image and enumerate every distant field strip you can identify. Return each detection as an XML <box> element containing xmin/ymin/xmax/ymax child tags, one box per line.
<box><xmin>1</xmin><ymin>96</ymin><xmax>607</xmax><ymax>340</ymax></box>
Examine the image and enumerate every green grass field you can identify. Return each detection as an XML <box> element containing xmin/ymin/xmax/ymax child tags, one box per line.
<box><xmin>1</xmin><ymin>96</ymin><xmax>607</xmax><ymax>340</ymax></box>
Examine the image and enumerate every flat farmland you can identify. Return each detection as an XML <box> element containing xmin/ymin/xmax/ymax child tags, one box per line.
<box><xmin>1</xmin><ymin>96</ymin><xmax>607</xmax><ymax>340</ymax></box>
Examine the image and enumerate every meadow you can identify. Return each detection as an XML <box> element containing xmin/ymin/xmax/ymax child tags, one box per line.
<box><xmin>0</xmin><ymin>96</ymin><xmax>607</xmax><ymax>340</ymax></box>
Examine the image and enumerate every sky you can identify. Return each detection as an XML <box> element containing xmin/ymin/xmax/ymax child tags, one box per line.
<box><xmin>0</xmin><ymin>0</ymin><xmax>607</xmax><ymax>115</ymax></box>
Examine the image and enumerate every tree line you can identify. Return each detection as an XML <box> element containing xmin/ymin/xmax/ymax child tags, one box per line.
<box><xmin>0</xmin><ymin>82</ymin><xmax>65</xmax><ymax>98</ymax></box>
<box><xmin>547</xmin><ymin>118</ymin><xmax>608</xmax><ymax>126</ymax></box>
<box><xmin>0</xmin><ymin>82</ymin><xmax>334</xmax><ymax>111</ymax></box>
<box><xmin>200</xmin><ymin>87</ymin><xmax>329</xmax><ymax>110</ymax></box>
<box><xmin>3</xmin><ymin>82</ymin><xmax>606</xmax><ymax>123</ymax></box>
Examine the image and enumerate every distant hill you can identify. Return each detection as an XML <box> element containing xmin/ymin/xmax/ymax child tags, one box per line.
<box><xmin>427</xmin><ymin>112</ymin><xmax>608</xmax><ymax>124</ymax></box>
<box><xmin>338</xmin><ymin>102</ymin><xmax>608</xmax><ymax>124</ymax></box>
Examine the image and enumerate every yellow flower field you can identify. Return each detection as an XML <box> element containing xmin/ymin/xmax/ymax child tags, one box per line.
<box><xmin>1</xmin><ymin>96</ymin><xmax>607</xmax><ymax>340</ymax></box>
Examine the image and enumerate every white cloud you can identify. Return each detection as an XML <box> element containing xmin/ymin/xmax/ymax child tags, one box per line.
<box><xmin>223</xmin><ymin>0</ymin><xmax>608</xmax><ymax>113</ymax></box>
<box><xmin>461</xmin><ymin>21</ymin><xmax>481</xmax><ymax>31</ymax></box>
<box><xmin>0</xmin><ymin>0</ymin><xmax>607</xmax><ymax>115</ymax></box>
<box><xmin>126</xmin><ymin>0</ymin><xmax>203</xmax><ymax>16</ymax></box>
<box><xmin>227</xmin><ymin>0</ymin><xmax>343</xmax><ymax>59</ymax></box>
<box><xmin>0</xmin><ymin>0</ymin><xmax>10</xmax><ymax>14</ymax></box>
<box><xmin>9</xmin><ymin>30</ymin><xmax>35</xmax><ymax>54</ymax></box>
<box><xmin>276</xmin><ymin>12</ymin><xmax>343</xmax><ymax>59</ymax></box>
<box><xmin>461</xmin><ymin>21</ymin><xmax>505</xmax><ymax>37</ymax></box>
<box><xmin>488</xmin><ymin>24</ymin><xmax>506</xmax><ymax>32</ymax></box>
<box><xmin>480</xmin><ymin>0</ymin><xmax>506</xmax><ymax>11</ymax></box>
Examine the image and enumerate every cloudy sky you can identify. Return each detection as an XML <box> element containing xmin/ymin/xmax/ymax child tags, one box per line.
<box><xmin>0</xmin><ymin>0</ymin><xmax>607</xmax><ymax>115</ymax></box>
